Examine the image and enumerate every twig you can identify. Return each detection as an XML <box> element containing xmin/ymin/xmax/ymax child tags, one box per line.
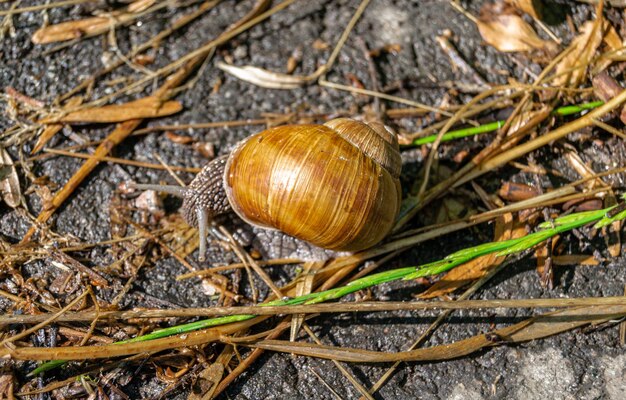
<box><xmin>3</xmin><ymin>296</ymin><xmax>626</xmax><ymax>326</ymax></box>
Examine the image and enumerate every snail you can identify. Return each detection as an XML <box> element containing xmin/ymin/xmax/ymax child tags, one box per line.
<box><xmin>132</xmin><ymin>118</ymin><xmax>402</xmax><ymax>261</ymax></box>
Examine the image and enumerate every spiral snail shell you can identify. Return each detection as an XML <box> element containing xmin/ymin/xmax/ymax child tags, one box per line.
<box><xmin>133</xmin><ymin>118</ymin><xmax>402</xmax><ymax>261</ymax></box>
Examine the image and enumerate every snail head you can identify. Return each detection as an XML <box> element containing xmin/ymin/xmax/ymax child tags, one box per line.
<box><xmin>129</xmin><ymin>156</ymin><xmax>231</xmax><ymax>262</ymax></box>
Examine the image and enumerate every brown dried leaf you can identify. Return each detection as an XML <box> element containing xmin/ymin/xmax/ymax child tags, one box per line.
<box><xmin>553</xmin><ymin>21</ymin><xmax>608</xmax><ymax>88</ymax></box>
<box><xmin>552</xmin><ymin>255</ymin><xmax>599</xmax><ymax>266</ymax></box>
<box><xmin>33</xmin><ymin>16</ymin><xmax>119</xmax><ymax>44</ymax></box>
<box><xmin>419</xmin><ymin>213</ymin><xmax>526</xmax><ymax>299</ymax></box>
<box><xmin>312</xmin><ymin>39</ymin><xmax>330</xmax><ymax>50</ymax></box>
<box><xmin>188</xmin><ymin>363</ymin><xmax>224</xmax><ymax>400</ymax></box>
<box><xmin>217</xmin><ymin>61</ymin><xmax>321</xmax><ymax>89</ymax></box>
<box><xmin>592</xmin><ymin>71</ymin><xmax>624</xmax><ymax>102</ymax></box>
<box><xmin>32</xmin><ymin>0</ymin><xmax>156</xmax><ymax>44</ymax></box>
<box><xmin>498</xmin><ymin>182</ymin><xmax>541</xmax><ymax>202</ymax></box>
<box><xmin>592</xmin><ymin>23</ymin><xmax>623</xmax><ymax>74</ymax></box>
<box><xmin>477</xmin><ymin>14</ymin><xmax>553</xmax><ymax>52</ymax></box>
<box><xmin>369</xmin><ymin>43</ymin><xmax>402</xmax><ymax>57</ymax></box>
<box><xmin>39</xmin><ymin>96</ymin><xmax>182</xmax><ymax>124</ymax></box>
<box><xmin>0</xmin><ymin>371</ymin><xmax>15</xmax><ymax>399</ymax></box>
<box><xmin>165</xmin><ymin>131</ymin><xmax>194</xmax><ymax>145</ymax></box>
<box><xmin>0</xmin><ymin>148</ymin><xmax>21</xmax><ymax>208</ymax></box>
<box><xmin>505</xmin><ymin>0</ymin><xmax>543</xmax><ymax>19</ymax></box>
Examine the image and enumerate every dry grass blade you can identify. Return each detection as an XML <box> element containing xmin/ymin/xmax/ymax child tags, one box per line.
<box><xmin>31</xmin><ymin>0</ymin><xmax>159</xmax><ymax>44</ymax></box>
<box><xmin>55</xmin><ymin>0</ymin><xmax>223</xmax><ymax>103</ymax></box>
<box><xmin>241</xmin><ymin>304</ymin><xmax>626</xmax><ymax>362</ymax></box>
<box><xmin>31</xmin><ymin>97</ymin><xmax>82</xmax><ymax>153</ymax></box>
<box><xmin>5</xmin><ymin>297</ymin><xmax>626</xmax><ymax>325</ymax></box>
<box><xmin>303</xmin><ymin>323</ymin><xmax>374</xmax><ymax>400</ymax></box>
<box><xmin>212</xmin><ymin>317</ymin><xmax>296</xmax><ymax>398</ymax></box>
<box><xmin>291</xmin><ymin>261</ymin><xmax>325</xmax><ymax>341</ymax></box>
<box><xmin>552</xmin><ymin>254</ymin><xmax>599</xmax><ymax>266</ymax></box>
<box><xmin>457</xmin><ymin>89</ymin><xmax>626</xmax><ymax>186</ymax></box>
<box><xmin>0</xmin><ymin>148</ymin><xmax>21</xmax><ymax>207</ymax></box>
<box><xmin>39</xmin><ymin>97</ymin><xmax>182</xmax><ymax>124</ymax></box>
<box><xmin>44</xmin><ymin>148</ymin><xmax>201</xmax><ymax>173</ymax></box>
<box><xmin>0</xmin><ymin>317</ymin><xmax>269</xmax><ymax>361</ymax></box>
<box><xmin>74</xmin><ymin>0</ymin><xmax>298</xmax><ymax>110</ymax></box>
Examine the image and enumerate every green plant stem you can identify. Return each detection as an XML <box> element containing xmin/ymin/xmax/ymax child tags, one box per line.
<box><xmin>32</xmin><ymin>199</ymin><xmax>624</xmax><ymax>375</ymax></box>
<box><xmin>410</xmin><ymin>101</ymin><xmax>605</xmax><ymax>146</ymax></box>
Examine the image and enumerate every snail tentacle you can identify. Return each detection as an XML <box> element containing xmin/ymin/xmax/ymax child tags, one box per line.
<box><xmin>196</xmin><ymin>208</ymin><xmax>209</xmax><ymax>262</ymax></box>
<box><xmin>130</xmin><ymin>183</ymin><xmax>187</xmax><ymax>197</ymax></box>
<box><xmin>181</xmin><ymin>155</ymin><xmax>231</xmax><ymax>261</ymax></box>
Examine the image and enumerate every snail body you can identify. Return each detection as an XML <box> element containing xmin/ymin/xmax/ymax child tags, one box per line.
<box><xmin>134</xmin><ymin>118</ymin><xmax>402</xmax><ymax>261</ymax></box>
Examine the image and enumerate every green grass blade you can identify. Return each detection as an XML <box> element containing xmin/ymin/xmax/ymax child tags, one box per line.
<box><xmin>31</xmin><ymin>199</ymin><xmax>624</xmax><ymax>375</ymax></box>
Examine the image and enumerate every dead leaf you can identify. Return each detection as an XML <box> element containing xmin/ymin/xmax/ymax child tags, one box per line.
<box><xmin>0</xmin><ymin>148</ymin><xmax>21</xmax><ymax>208</ymax></box>
<box><xmin>312</xmin><ymin>39</ymin><xmax>330</xmax><ymax>50</ymax></box>
<box><xmin>418</xmin><ymin>213</ymin><xmax>526</xmax><ymax>299</ymax></box>
<box><xmin>0</xmin><ymin>371</ymin><xmax>15</xmax><ymax>399</ymax></box>
<box><xmin>498</xmin><ymin>182</ymin><xmax>541</xmax><ymax>202</ymax></box>
<box><xmin>217</xmin><ymin>61</ymin><xmax>323</xmax><ymax>89</ymax></box>
<box><xmin>553</xmin><ymin>21</ymin><xmax>608</xmax><ymax>88</ymax></box>
<box><xmin>505</xmin><ymin>0</ymin><xmax>543</xmax><ymax>19</ymax></box>
<box><xmin>165</xmin><ymin>131</ymin><xmax>194</xmax><ymax>145</ymax></box>
<box><xmin>32</xmin><ymin>0</ymin><xmax>157</xmax><ymax>44</ymax></box>
<box><xmin>552</xmin><ymin>255</ymin><xmax>599</xmax><ymax>266</ymax></box>
<box><xmin>477</xmin><ymin>14</ymin><xmax>553</xmax><ymax>52</ymax></box>
<box><xmin>39</xmin><ymin>97</ymin><xmax>182</xmax><ymax>124</ymax></box>
<box><xmin>188</xmin><ymin>363</ymin><xmax>224</xmax><ymax>400</ymax></box>
<box><xmin>592</xmin><ymin>70</ymin><xmax>624</xmax><ymax>103</ymax></box>
<box><xmin>592</xmin><ymin>22</ymin><xmax>624</xmax><ymax>74</ymax></box>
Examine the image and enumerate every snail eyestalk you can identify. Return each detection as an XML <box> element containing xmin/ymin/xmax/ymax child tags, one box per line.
<box><xmin>130</xmin><ymin>183</ymin><xmax>187</xmax><ymax>197</ymax></box>
<box><xmin>197</xmin><ymin>208</ymin><xmax>209</xmax><ymax>263</ymax></box>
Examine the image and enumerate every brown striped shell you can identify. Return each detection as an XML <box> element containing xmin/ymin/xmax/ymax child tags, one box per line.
<box><xmin>223</xmin><ymin>118</ymin><xmax>401</xmax><ymax>252</ymax></box>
